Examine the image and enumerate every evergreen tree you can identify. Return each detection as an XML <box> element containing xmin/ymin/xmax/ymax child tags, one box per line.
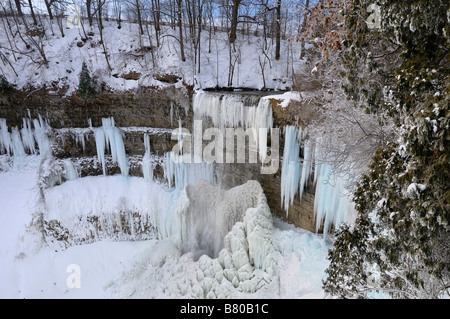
<box><xmin>0</xmin><ymin>75</ymin><xmax>13</xmax><ymax>94</ymax></box>
<box><xmin>323</xmin><ymin>0</ymin><xmax>449</xmax><ymax>298</ymax></box>
<box><xmin>77</xmin><ymin>62</ymin><xmax>96</xmax><ymax>98</ymax></box>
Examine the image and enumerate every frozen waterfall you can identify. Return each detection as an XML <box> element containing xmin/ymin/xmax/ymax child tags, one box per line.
<box><xmin>0</xmin><ymin>116</ymin><xmax>51</xmax><ymax>158</ymax></box>
<box><xmin>193</xmin><ymin>92</ymin><xmax>274</xmax><ymax>163</ymax></box>
<box><xmin>141</xmin><ymin>133</ymin><xmax>154</xmax><ymax>182</ymax></box>
<box><xmin>280</xmin><ymin>125</ymin><xmax>353</xmax><ymax>236</ymax></box>
<box><xmin>94</xmin><ymin>117</ymin><xmax>129</xmax><ymax>176</ymax></box>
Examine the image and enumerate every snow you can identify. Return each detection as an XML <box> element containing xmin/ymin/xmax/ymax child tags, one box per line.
<box><xmin>406</xmin><ymin>183</ymin><xmax>427</xmax><ymax>199</ymax></box>
<box><xmin>1</xmin><ymin>19</ymin><xmax>304</xmax><ymax>95</ymax></box>
<box><xmin>1</xmin><ymin>155</ymin><xmax>334</xmax><ymax>299</ymax></box>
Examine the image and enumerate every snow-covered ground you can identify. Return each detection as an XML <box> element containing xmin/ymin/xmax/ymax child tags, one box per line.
<box><xmin>0</xmin><ymin>155</ymin><xmax>332</xmax><ymax>299</ymax></box>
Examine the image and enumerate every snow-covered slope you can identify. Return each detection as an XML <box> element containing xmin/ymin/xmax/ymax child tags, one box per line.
<box><xmin>1</xmin><ymin>18</ymin><xmax>306</xmax><ymax>95</ymax></box>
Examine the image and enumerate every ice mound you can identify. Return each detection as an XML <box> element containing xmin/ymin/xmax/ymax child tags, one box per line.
<box><xmin>107</xmin><ymin>180</ymin><xmax>282</xmax><ymax>298</ymax></box>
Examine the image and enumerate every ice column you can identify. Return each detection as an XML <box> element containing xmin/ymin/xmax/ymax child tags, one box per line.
<box><xmin>280</xmin><ymin>126</ymin><xmax>302</xmax><ymax>216</ymax></box>
<box><xmin>0</xmin><ymin>119</ymin><xmax>11</xmax><ymax>156</ymax></box>
<box><xmin>164</xmin><ymin>152</ymin><xmax>215</xmax><ymax>190</ymax></box>
<box><xmin>21</xmin><ymin>118</ymin><xmax>36</xmax><ymax>154</ymax></box>
<box><xmin>313</xmin><ymin>155</ymin><xmax>352</xmax><ymax>236</ymax></box>
<box><xmin>141</xmin><ymin>133</ymin><xmax>154</xmax><ymax>182</ymax></box>
<box><xmin>33</xmin><ymin>115</ymin><xmax>51</xmax><ymax>156</ymax></box>
<box><xmin>193</xmin><ymin>92</ymin><xmax>273</xmax><ymax>163</ymax></box>
<box><xmin>95</xmin><ymin>117</ymin><xmax>129</xmax><ymax>176</ymax></box>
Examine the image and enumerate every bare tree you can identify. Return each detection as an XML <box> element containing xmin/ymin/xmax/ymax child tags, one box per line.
<box><xmin>54</xmin><ymin>1</ymin><xmax>67</xmax><ymax>37</ymax></box>
<box><xmin>86</xmin><ymin>0</ymin><xmax>93</xmax><ymax>26</ymax></box>
<box><xmin>96</xmin><ymin>0</ymin><xmax>112</xmax><ymax>71</ymax></box>
<box><xmin>14</xmin><ymin>0</ymin><xmax>23</xmax><ymax>17</ymax></box>
<box><xmin>151</xmin><ymin>0</ymin><xmax>161</xmax><ymax>46</ymax></box>
<box><xmin>112</xmin><ymin>0</ymin><xmax>122</xmax><ymax>29</ymax></box>
<box><xmin>135</xmin><ymin>0</ymin><xmax>144</xmax><ymax>35</ymax></box>
<box><xmin>27</xmin><ymin>0</ymin><xmax>38</xmax><ymax>25</ymax></box>
<box><xmin>44</xmin><ymin>0</ymin><xmax>55</xmax><ymax>20</ymax></box>
<box><xmin>229</xmin><ymin>0</ymin><xmax>241</xmax><ymax>46</ymax></box>
<box><xmin>275</xmin><ymin>0</ymin><xmax>281</xmax><ymax>60</ymax></box>
<box><xmin>299</xmin><ymin>0</ymin><xmax>309</xmax><ymax>60</ymax></box>
<box><xmin>176</xmin><ymin>0</ymin><xmax>185</xmax><ymax>61</ymax></box>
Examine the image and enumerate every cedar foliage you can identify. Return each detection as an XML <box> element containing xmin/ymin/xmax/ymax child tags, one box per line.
<box><xmin>77</xmin><ymin>62</ymin><xmax>96</xmax><ymax>99</ymax></box>
<box><xmin>323</xmin><ymin>0</ymin><xmax>449</xmax><ymax>298</ymax></box>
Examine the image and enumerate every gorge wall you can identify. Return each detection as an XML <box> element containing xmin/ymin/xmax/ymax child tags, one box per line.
<box><xmin>0</xmin><ymin>86</ymin><xmax>321</xmax><ymax>233</ymax></box>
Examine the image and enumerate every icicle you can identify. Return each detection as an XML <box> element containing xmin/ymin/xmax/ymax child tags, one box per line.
<box><xmin>10</xmin><ymin>128</ymin><xmax>26</xmax><ymax>158</ymax></box>
<box><xmin>313</xmin><ymin>152</ymin><xmax>353</xmax><ymax>237</ymax></box>
<box><xmin>0</xmin><ymin>118</ymin><xmax>11</xmax><ymax>156</ymax></box>
<box><xmin>299</xmin><ymin>139</ymin><xmax>313</xmax><ymax>201</ymax></box>
<box><xmin>95</xmin><ymin>127</ymin><xmax>106</xmax><ymax>175</ymax></box>
<box><xmin>76</xmin><ymin>133</ymin><xmax>86</xmax><ymax>153</ymax></box>
<box><xmin>95</xmin><ymin>117</ymin><xmax>129</xmax><ymax>176</ymax></box>
<box><xmin>33</xmin><ymin>117</ymin><xmax>51</xmax><ymax>157</ymax></box>
<box><xmin>280</xmin><ymin>126</ymin><xmax>302</xmax><ymax>216</ymax></box>
<box><xmin>142</xmin><ymin>133</ymin><xmax>154</xmax><ymax>182</ymax></box>
<box><xmin>193</xmin><ymin>92</ymin><xmax>274</xmax><ymax>164</ymax></box>
<box><xmin>163</xmin><ymin>152</ymin><xmax>215</xmax><ymax>190</ymax></box>
<box><xmin>21</xmin><ymin>118</ymin><xmax>36</xmax><ymax>154</ymax></box>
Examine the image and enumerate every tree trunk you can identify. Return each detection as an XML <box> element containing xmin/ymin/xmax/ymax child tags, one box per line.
<box><xmin>86</xmin><ymin>0</ymin><xmax>93</xmax><ymax>27</ymax></box>
<box><xmin>176</xmin><ymin>0</ymin><xmax>186</xmax><ymax>61</ymax></box>
<box><xmin>151</xmin><ymin>0</ymin><xmax>161</xmax><ymax>47</ymax></box>
<box><xmin>229</xmin><ymin>0</ymin><xmax>241</xmax><ymax>45</ymax></box>
<box><xmin>28</xmin><ymin>0</ymin><xmax>38</xmax><ymax>25</ymax></box>
<box><xmin>44</xmin><ymin>0</ymin><xmax>53</xmax><ymax>20</ymax></box>
<box><xmin>197</xmin><ymin>0</ymin><xmax>202</xmax><ymax>73</ymax></box>
<box><xmin>275</xmin><ymin>0</ymin><xmax>281</xmax><ymax>60</ymax></box>
<box><xmin>300</xmin><ymin>0</ymin><xmax>309</xmax><ymax>60</ymax></box>
<box><xmin>97</xmin><ymin>0</ymin><xmax>112</xmax><ymax>72</ymax></box>
<box><xmin>14</xmin><ymin>0</ymin><xmax>23</xmax><ymax>16</ymax></box>
<box><xmin>135</xmin><ymin>0</ymin><xmax>144</xmax><ymax>35</ymax></box>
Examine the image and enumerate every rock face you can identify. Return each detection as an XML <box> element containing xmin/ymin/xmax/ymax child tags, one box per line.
<box><xmin>0</xmin><ymin>86</ymin><xmax>320</xmax><ymax>232</ymax></box>
<box><xmin>0</xmin><ymin>86</ymin><xmax>191</xmax><ymax>129</ymax></box>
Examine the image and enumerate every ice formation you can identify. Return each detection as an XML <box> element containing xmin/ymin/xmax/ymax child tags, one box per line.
<box><xmin>280</xmin><ymin>125</ymin><xmax>352</xmax><ymax>235</ymax></box>
<box><xmin>193</xmin><ymin>92</ymin><xmax>273</xmax><ymax>162</ymax></box>
<box><xmin>313</xmin><ymin>158</ymin><xmax>352</xmax><ymax>235</ymax></box>
<box><xmin>281</xmin><ymin>126</ymin><xmax>302</xmax><ymax>215</ymax></box>
<box><xmin>163</xmin><ymin>152</ymin><xmax>215</xmax><ymax>190</ymax></box>
<box><xmin>33</xmin><ymin>115</ymin><xmax>51</xmax><ymax>157</ymax></box>
<box><xmin>171</xmin><ymin>180</ymin><xmax>273</xmax><ymax>260</ymax></box>
<box><xmin>94</xmin><ymin>117</ymin><xmax>129</xmax><ymax>176</ymax></box>
<box><xmin>0</xmin><ymin>116</ymin><xmax>51</xmax><ymax>158</ymax></box>
<box><xmin>141</xmin><ymin>133</ymin><xmax>154</xmax><ymax>182</ymax></box>
<box><xmin>107</xmin><ymin>180</ymin><xmax>284</xmax><ymax>298</ymax></box>
<box><xmin>43</xmin><ymin>176</ymin><xmax>172</xmax><ymax>248</ymax></box>
<box><xmin>21</xmin><ymin>118</ymin><xmax>36</xmax><ymax>154</ymax></box>
<box><xmin>63</xmin><ymin>159</ymin><xmax>79</xmax><ymax>181</ymax></box>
